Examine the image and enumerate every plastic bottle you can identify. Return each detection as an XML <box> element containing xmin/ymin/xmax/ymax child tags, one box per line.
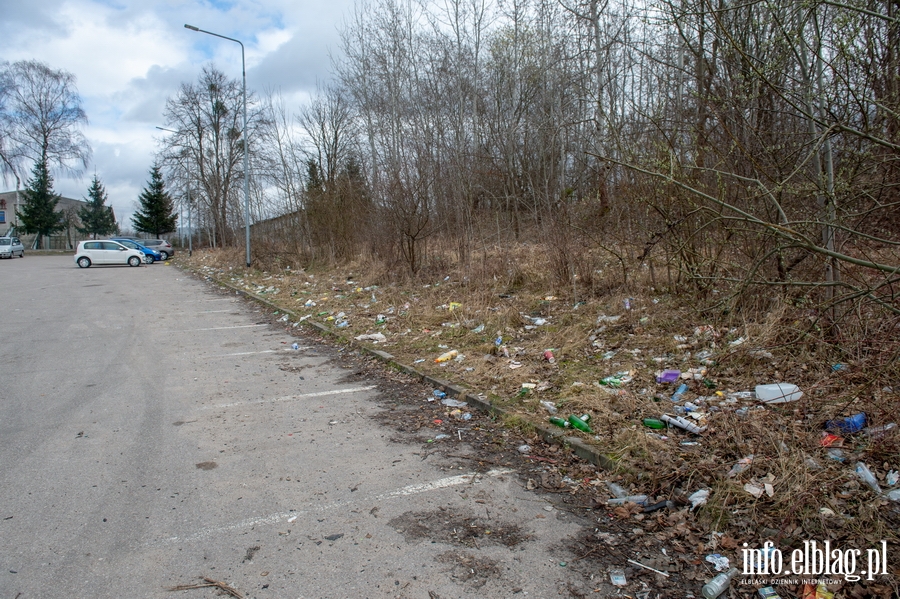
<box><xmin>568</xmin><ymin>414</ymin><xmax>592</xmax><ymax>433</ymax></box>
<box><xmin>540</xmin><ymin>400</ymin><xmax>558</xmax><ymax>414</ymax></box>
<box><xmin>606</xmin><ymin>481</ymin><xmax>628</xmax><ymax>497</ymax></box>
<box><xmin>855</xmin><ymin>462</ymin><xmax>883</xmax><ymax>494</ymax></box>
<box><xmin>435</xmin><ymin>350</ymin><xmax>458</xmax><ymax>363</ymax></box>
<box><xmin>672</xmin><ymin>383</ymin><xmax>688</xmax><ymax>402</ymax></box>
<box><xmin>549</xmin><ymin>416</ymin><xmax>571</xmax><ymax>429</ymax></box>
<box><xmin>701</xmin><ymin>567</ymin><xmax>739</xmax><ymax>599</ymax></box>
<box><xmin>863</xmin><ymin>422</ymin><xmax>897</xmax><ymax>438</ymax></box>
<box><xmin>826</xmin><ymin>413</ymin><xmax>867</xmax><ymax>434</ymax></box>
<box><xmin>755</xmin><ymin>383</ymin><xmax>803</xmax><ymax>403</ymax></box>
<box><xmin>660</xmin><ymin>414</ymin><xmax>706</xmax><ymax>433</ymax></box>
<box><xmin>543</xmin><ymin>349</ymin><xmax>556</xmax><ymax>363</ymax></box>
<box><xmin>642</xmin><ymin>418</ymin><xmax>666</xmax><ymax>429</ymax></box>
<box><xmin>607</xmin><ymin>494</ymin><xmax>649</xmax><ymax>505</ymax></box>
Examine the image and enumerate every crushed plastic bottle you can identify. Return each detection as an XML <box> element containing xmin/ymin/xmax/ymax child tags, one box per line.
<box><xmin>863</xmin><ymin>422</ymin><xmax>897</xmax><ymax>438</ymax></box>
<box><xmin>606</xmin><ymin>481</ymin><xmax>628</xmax><ymax>498</ymax></box>
<box><xmin>435</xmin><ymin>350</ymin><xmax>458</xmax><ymax>363</ymax></box>
<box><xmin>826</xmin><ymin>413</ymin><xmax>867</xmax><ymax>434</ymax></box>
<box><xmin>433</xmin><ymin>389</ymin><xmax>447</xmax><ymax>399</ymax></box>
<box><xmin>671</xmin><ymin>383</ymin><xmax>689</xmax><ymax>402</ymax></box>
<box><xmin>855</xmin><ymin>462</ymin><xmax>883</xmax><ymax>494</ymax></box>
<box><xmin>540</xmin><ymin>400</ymin><xmax>558</xmax><ymax>414</ymax></box>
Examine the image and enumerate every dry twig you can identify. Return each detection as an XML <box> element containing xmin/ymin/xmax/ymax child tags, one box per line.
<box><xmin>167</xmin><ymin>576</ymin><xmax>244</xmax><ymax>598</ymax></box>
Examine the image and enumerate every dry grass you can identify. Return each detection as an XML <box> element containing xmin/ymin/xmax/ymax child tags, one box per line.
<box><xmin>182</xmin><ymin>240</ymin><xmax>900</xmax><ymax>563</ymax></box>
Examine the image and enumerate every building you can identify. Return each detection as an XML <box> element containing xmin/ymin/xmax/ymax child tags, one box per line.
<box><xmin>0</xmin><ymin>190</ymin><xmax>113</xmax><ymax>250</ymax></box>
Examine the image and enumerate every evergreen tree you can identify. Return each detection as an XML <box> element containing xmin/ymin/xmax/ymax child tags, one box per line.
<box><xmin>131</xmin><ymin>165</ymin><xmax>177</xmax><ymax>238</ymax></box>
<box><xmin>18</xmin><ymin>158</ymin><xmax>65</xmax><ymax>249</ymax></box>
<box><xmin>77</xmin><ymin>175</ymin><xmax>118</xmax><ymax>239</ymax></box>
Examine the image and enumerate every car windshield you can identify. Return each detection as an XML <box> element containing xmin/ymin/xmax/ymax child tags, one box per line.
<box><xmin>0</xmin><ymin>240</ymin><xmax>10</xmax><ymax>246</ymax></box>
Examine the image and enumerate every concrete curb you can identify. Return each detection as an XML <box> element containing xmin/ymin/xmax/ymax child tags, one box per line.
<box><xmin>211</xmin><ymin>276</ymin><xmax>616</xmax><ymax>471</ymax></box>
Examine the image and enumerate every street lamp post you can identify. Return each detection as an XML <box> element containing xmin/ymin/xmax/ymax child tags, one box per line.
<box><xmin>156</xmin><ymin>126</ymin><xmax>193</xmax><ymax>257</ymax></box>
<box><xmin>185</xmin><ymin>23</ymin><xmax>251</xmax><ymax>268</ymax></box>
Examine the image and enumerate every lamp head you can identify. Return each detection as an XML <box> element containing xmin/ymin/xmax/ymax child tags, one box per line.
<box><xmin>184</xmin><ymin>24</ymin><xmax>199</xmax><ymax>31</ymax></box>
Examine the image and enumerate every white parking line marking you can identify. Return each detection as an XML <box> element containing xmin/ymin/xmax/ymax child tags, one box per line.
<box><xmin>151</xmin><ymin>469</ymin><xmax>513</xmax><ymax>545</ymax></box>
<box><xmin>210</xmin><ymin>348</ymin><xmax>310</xmax><ymax>357</ymax></box>
<box><xmin>208</xmin><ymin>386</ymin><xmax>378</xmax><ymax>408</ymax></box>
<box><xmin>170</xmin><ymin>324</ymin><xmax>269</xmax><ymax>333</ymax></box>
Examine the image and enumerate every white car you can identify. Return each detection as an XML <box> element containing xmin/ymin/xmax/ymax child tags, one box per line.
<box><xmin>74</xmin><ymin>240</ymin><xmax>145</xmax><ymax>268</ymax></box>
<box><xmin>0</xmin><ymin>237</ymin><xmax>24</xmax><ymax>258</ymax></box>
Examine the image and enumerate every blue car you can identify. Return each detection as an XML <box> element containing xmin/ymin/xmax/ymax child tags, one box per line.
<box><xmin>112</xmin><ymin>238</ymin><xmax>163</xmax><ymax>263</ymax></box>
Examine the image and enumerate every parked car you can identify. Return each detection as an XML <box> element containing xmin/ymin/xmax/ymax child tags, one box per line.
<box><xmin>139</xmin><ymin>238</ymin><xmax>174</xmax><ymax>260</ymax></box>
<box><xmin>112</xmin><ymin>238</ymin><xmax>162</xmax><ymax>263</ymax></box>
<box><xmin>74</xmin><ymin>240</ymin><xmax>144</xmax><ymax>268</ymax></box>
<box><xmin>0</xmin><ymin>237</ymin><xmax>25</xmax><ymax>258</ymax></box>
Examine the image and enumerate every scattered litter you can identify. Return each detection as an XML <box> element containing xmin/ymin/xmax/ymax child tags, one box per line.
<box><xmin>863</xmin><ymin>422</ymin><xmax>897</xmax><ymax>438</ymax></box>
<box><xmin>435</xmin><ymin>350</ymin><xmax>458</xmax><ymax>363</ymax></box>
<box><xmin>291</xmin><ymin>343</ymin><xmax>299</xmax><ymax>350</ymax></box>
<box><xmin>855</xmin><ymin>462</ymin><xmax>883</xmax><ymax>494</ymax></box>
<box><xmin>441</xmin><ymin>398</ymin><xmax>468</xmax><ymax>408</ymax></box>
<box><xmin>609</xmin><ymin>569</ymin><xmax>627</xmax><ymax>587</ymax></box>
<box><xmin>819</xmin><ymin>432</ymin><xmax>843</xmax><ymax>447</ymax></box>
<box><xmin>596</xmin><ymin>314</ymin><xmax>622</xmax><ymax>324</ymax></box>
<box><xmin>434</xmin><ymin>434</ymin><xmax>450</xmax><ymax>440</ymax></box>
<box><xmin>825</xmin><ymin>412</ymin><xmax>866</xmax><ymax>434</ymax></box>
<box><xmin>354</xmin><ymin>333</ymin><xmax>387</xmax><ymax>343</ymax></box>
<box><xmin>287</xmin><ymin>516</ymin><xmax>297</xmax><ymax>523</ymax></box>
<box><xmin>539</xmin><ymin>400</ymin><xmax>557</xmax><ymax>414</ymax></box>
<box><xmin>413</xmin><ymin>358</ymin><xmax>425</xmax><ymax>364</ymax></box>
<box><xmin>886</xmin><ymin>470</ymin><xmax>898</xmax><ymax>486</ymax></box>
<box><xmin>509</xmin><ymin>361</ymin><xmax>523</xmax><ymax>369</ymax></box>
<box><xmin>517</xmin><ymin>444</ymin><xmax>532</xmax><ymax>454</ymax></box>
<box><xmin>656</xmin><ymin>369</ymin><xmax>680</xmax><ymax>383</ymax></box>
<box><xmin>471</xmin><ymin>324</ymin><xmax>484</xmax><ymax>333</ymax></box>
<box><xmin>627</xmin><ymin>558</ymin><xmax>669</xmax><ymax>578</ymax></box>
<box><xmin>433</xmin><ymin>389</ymin><xmax>447</xmax><ymax>399</ymax></box>
<box><xmin>758</xmin><ymin>586</ymin><xmax>783</xmax><ymax>599</ymax></box>
<box><xmin>688</xmin><ymin>489</ymin><xmax>709</xmax><ymax>510</ymax></box>
<box><xmin>727</xmin><ymin>455</ymin><xmax>754</xmax><ymax>478</ymax></box>
<box><xmin>608</xmin><ymin>494</ymin><xmax>649</xmax><ymax>505</ymax></box>
<box><xmin>755</xmin><ymin>383</ymin><xmax>803</xmax><ymax>403</ymax></box>
<box><xmin>705</xmin><ymin>554</ymin><xmax>730</xmax><ymax>571</ymax></box>
<box><xmin>660</xmin><ymin>414</ymin><xmax>706</xmax><ymax>433</ymax></box>
<box><xmin>744</xmin><ymin>483</ymin><xmax>764</xmax><ymax>498</ymax></box>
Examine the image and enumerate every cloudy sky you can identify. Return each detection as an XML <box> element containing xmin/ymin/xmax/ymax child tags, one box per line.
<box><xmin>2</xmin><ymin>0</ymin><xmax>357</xmax><ymax>228</ymax></box>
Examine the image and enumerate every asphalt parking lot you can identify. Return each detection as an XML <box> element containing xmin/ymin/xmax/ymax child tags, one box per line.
<box><xmin>0</xmin><ymin>255</ymin><xmax>590</xmax><ymax>598</ymax></box>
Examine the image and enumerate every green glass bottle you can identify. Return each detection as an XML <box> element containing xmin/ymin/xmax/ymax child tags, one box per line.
<box><xmin>642</xmin><ymin>418</ymin><xmax>666</xmax><ymax>429</ymax></box>
<box><xmin>549</xmin><ymin>416</ymin><xmax>571</xmax><ymax>428</ymax></box>
<box><xmin>568</xmin><ymin>414</ymin><xmax>592</xmax><ymax>433</ymax></box>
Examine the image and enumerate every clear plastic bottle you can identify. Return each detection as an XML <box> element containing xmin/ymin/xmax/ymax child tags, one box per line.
<box><xmin>701</xmin><ymin>567</ymin><xmax>739</xmax><ymax>599</ymax></box>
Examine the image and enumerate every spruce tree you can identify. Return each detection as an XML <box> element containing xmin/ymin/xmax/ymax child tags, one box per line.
<box><xmin>77</xmin><ymin>175</ymin><xmax>118</xmax><ymax>239</ymax></box>
<box><xmin>18</xmin><ymin>158</ymin><xmax>65</xmax><ymax>249</ymax></box>
<box><xmin>131</xmin><ymin>165</ymin><xmax>177</xmax><ymax>238</ymax></box>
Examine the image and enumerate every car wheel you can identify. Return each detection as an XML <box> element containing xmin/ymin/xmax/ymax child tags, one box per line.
<box><xmin>159</xmin><ymin>251</ymin><xmax>169</xmax><ymax>260</ymax></box>
<box><xmin>19</xmin><ymin>251</ymin><xmax>24</xmax><ymax>257</ymax></box>
<box><xmin>128</xmin><ymin>256</ymin><xmax>142</xmax><ymax>267</ymax></box>
<box><xmin>77</xmin><ymin>257</ymin><xmax>91</xmax><ymax>268</ymax></box>
<box><xmin>143</xmin><ymin>255</ymin><xmax>153</xmax><ymax>264</ymax></box>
